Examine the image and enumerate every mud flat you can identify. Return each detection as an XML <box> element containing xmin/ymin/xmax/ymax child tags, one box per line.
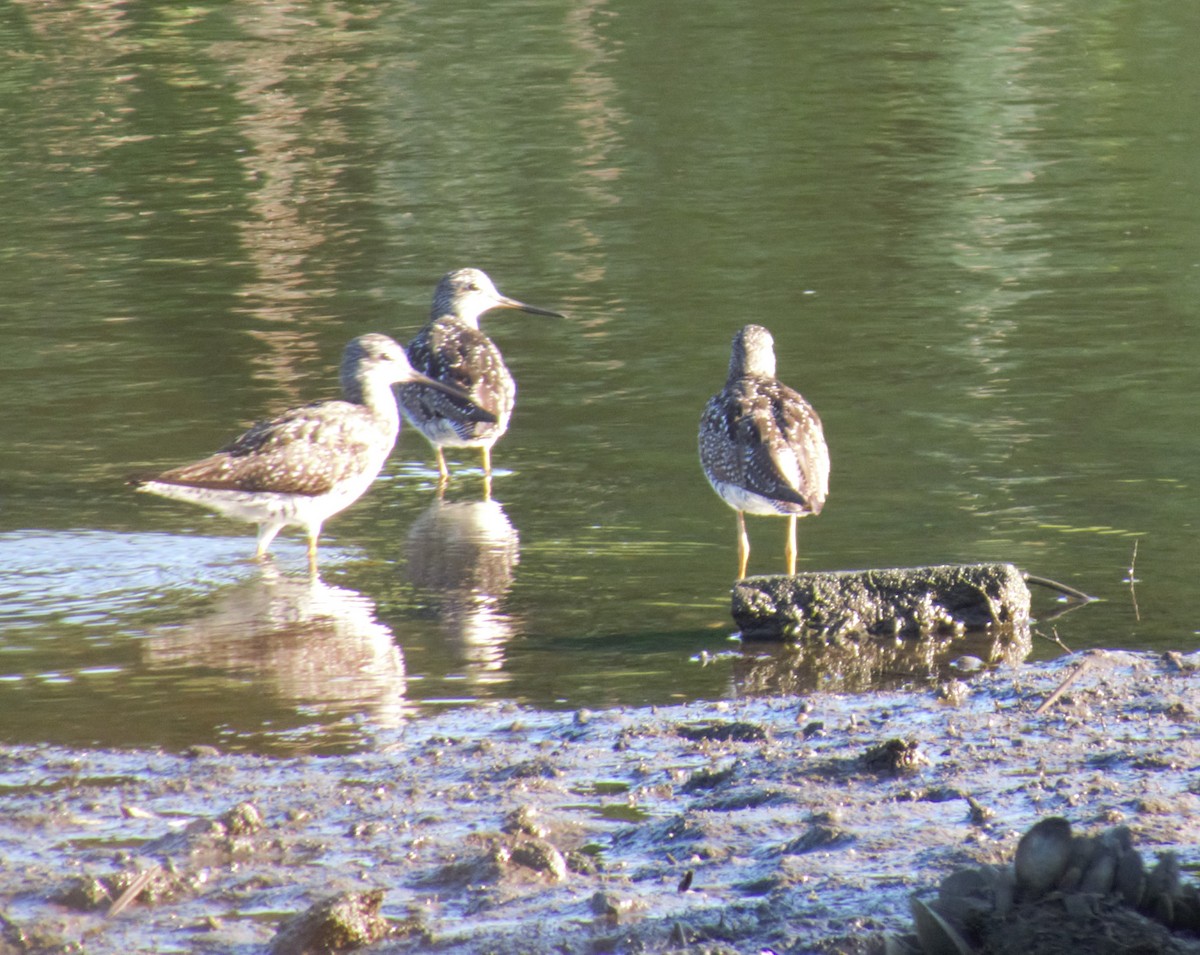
<box><xmin>0</xmin><ymin>650</ymin><xmax>1197</xmax><ymax>954</ymax></box>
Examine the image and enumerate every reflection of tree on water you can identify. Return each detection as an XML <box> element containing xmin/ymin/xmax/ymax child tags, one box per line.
<box><xmin>405</xmin><ymin>497</ymin><xmax>520</xmax><ymax>682</ymax></box>
<box><xmin>142</xmin><ymin>565</ymin><xmax>408</xmax><ymax>726</ymax></box>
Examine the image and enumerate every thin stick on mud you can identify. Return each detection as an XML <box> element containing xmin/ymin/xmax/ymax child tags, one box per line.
<box><xmin>107</xmin><ymin>865</ymin><xmax>162</xmax><ymax>919</ymax></box>
<box><xmin>1034</xmin><ymin>654</ymin><xmax>1097</xmax><ymax>716</ymax></box>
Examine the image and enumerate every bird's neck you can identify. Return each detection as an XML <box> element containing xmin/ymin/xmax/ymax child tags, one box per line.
<box><xmin>345</xmin><ymin>375</ymin><xmax>401</xmax><ymax>431</ymax></box>
<box><xmin>432</xmin><ymin>310</ymin><xmax>481</xmax><ymax>331</ymax></box>
<box><xmin>731</xmin><ymin>355</ymin><xmax>776</xmax><ymax>380</ymax></box>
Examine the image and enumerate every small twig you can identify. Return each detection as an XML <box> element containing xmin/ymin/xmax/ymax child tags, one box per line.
<box><xmin>1033</xmin><ymin>626</ymin><xmax>1071</xmax><ymax>653</ymax></box>
<box><xmin>106</xmin><ymin>865</ymin><xmax>161</xmax><ymax>919</ymax></box>
<box><xmin>1127</xmin><ymin>538</ymin><xmax>1141</xmax><ymax>622</ymax></box>
<box><xmin>1023</xmin><ymin>573</ymin><xmax>1094</xmax><ymax>604</ymax></box>
<box><xmin>1034</xmin><ymin>655</ymin><xmax>1094</xmax><ymax>716</ymax></box>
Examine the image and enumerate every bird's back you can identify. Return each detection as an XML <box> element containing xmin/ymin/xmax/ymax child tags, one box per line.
<box><xmin>700</xmin><ymin>374</ymin><xmax>829</xmax><ymax>516</ymax></box>
<box><xmin>146</xmin><ymin>400</ymin><xmax>395</xmax><ymax>497</ymax></box>
<box><xmin>399</xmin><ymin>317</ymin><xmax>513</xmax><ymax>443</ymax></box>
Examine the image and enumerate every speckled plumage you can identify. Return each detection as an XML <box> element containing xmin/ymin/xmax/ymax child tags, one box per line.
<box><xmin>699</xmin><ymin>324</ymin><xmax>829</xmax><ymax>578</ymax></box>
<box><xmin>134</xmin><ymin>333</ymin><xmax>487</xmax><ymax>572</ymax></box>
<box><xmin>396</xmin><ymin>268</ymin><xmax>563</xmax><ymax>491</ymax></box>
<box><xmin>402</xmin><ymin>316</ymin><xmax>514</xmax><ymax>451</ymax></box>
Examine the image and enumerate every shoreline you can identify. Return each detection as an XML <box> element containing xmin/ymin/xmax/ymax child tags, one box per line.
<box><xmin>1</xmin><ymin>649</ymin><xmax>1196</xmax><ymax>953</ymax></box>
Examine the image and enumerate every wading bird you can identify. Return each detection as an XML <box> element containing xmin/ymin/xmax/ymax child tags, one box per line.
<box><xmin>699</xmin><ymin>324</ymin><xmax>829</xmax><ymax>579</ymax></box>
<box><xmin>132</xmin><ymin>333</ymin><xmax>492</xmax><ymax>573</ymax></box>
<box><xmin>396</xmin><ymin>268</ymin><xmax>563</xmax><ymax>495</ymax></box>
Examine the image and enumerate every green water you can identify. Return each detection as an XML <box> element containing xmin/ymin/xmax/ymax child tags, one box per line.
<box><xmin>1</xmin><ymin>0</ymin><xmax>1197</xmax><ymax>752</ymax></box>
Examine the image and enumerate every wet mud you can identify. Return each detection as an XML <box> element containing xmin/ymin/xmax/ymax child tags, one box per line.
<box><xmin>0</xmin><ymin>649</ymin><xmax>1196</xmax><ymax>954</ymax></box>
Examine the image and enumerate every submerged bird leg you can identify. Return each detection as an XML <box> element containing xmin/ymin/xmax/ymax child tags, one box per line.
<box><xmin>737</xmin><ymin>510</ymin><xmax>750</xmax><ymax>580</ymax></box>
<box><xmin>785</xmin><ymin>514</ymin><xmax>798</xmax><ymax>576</ymax></box>
<box><xmin>255</xmin><ymin>523</ymin><xmax>284</xmax><ymax>560</ymax></box>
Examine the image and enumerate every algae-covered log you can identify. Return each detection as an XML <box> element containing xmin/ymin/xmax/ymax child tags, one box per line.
<box><xmin>732</xmin><ymin>562</ymin><xmax>1032</xmax><ymax>641</ymax></box>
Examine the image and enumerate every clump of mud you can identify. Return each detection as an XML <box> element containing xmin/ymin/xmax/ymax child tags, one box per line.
<box><xmin>898</xmin><ymin>816</ymin><xmax>1200</xmax><ymax>954</ymax></box>
<box><xmin>269</xmin><ymin>889</ymin><xmax>415</xmax><ymax>955</ymax></box>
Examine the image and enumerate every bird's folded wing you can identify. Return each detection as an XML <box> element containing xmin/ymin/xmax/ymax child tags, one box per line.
<box><xmin>154</xmin><ymin>402</ymin><xmax>382</xmax><ymax>496</ymax></box>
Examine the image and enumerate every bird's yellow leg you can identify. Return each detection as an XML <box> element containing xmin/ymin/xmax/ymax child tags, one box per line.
<box><xmin>480</xmin><ymin>447</ymin><xmax>493</xmax><ymax>501</ymax></box>
<box><xmin>435</xmin><ymin>447</ymin><xmax>450</xmax><ymax>483</ymax></box>
<box><xmin>306</xmin><ymin>536</ymin><xmax>319</xmax><ymax>576</ymax></box>
<box><xmin>737</xmin><ymin>511</ymin><xmax>750</xmax><ymax>580</ymax></box>
<box><xmin>785</xmin><ymin>514</ymin><xmax>797</xmax><ymax>576</ymax></box>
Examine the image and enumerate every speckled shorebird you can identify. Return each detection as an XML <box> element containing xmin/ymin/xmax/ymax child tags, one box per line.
<box><xmin>699</xmin><ymin>324</ymin><xmax>829</xmax><ymax>579</ymax></box>
<box><xmin>131</xmin><ymin>333</ymin><xmax>492</xmax><ymax>573</ymax></box>
<box><xmin>396</xmin><ymin>268</ymin><xmax>564</xmax><ymax>493</ymax></box>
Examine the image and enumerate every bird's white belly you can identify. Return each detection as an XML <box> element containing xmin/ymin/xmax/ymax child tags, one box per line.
<box><xmin>139</xmin><ymin>466</ymin><xmax>382</xmax><ymax>531</ymax></box>
<box><xmin>409</xmin><ymin>410</ymin><xmax>510</xmax><ymax>449</ymax></box>
<box><xmin>139</xmin><ymin>483</ymin><xmax>302</xmax><ymax>524</ymax></box>
<box><xmin>708</xmin><ymin>479</ymin><xmax>800</xmax><ymax>516</ymax></box>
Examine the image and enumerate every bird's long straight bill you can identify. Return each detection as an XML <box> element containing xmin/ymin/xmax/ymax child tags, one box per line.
<box><xmin>496</xmin><ymin>296</ymin><xmax>565</xmax><ymax>319</ymax></box>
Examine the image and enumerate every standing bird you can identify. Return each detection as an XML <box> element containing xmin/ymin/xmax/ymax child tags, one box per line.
<box><xmin>699</xmin><ymin>324</ymin><xmax>830</xmax><ymax>579</ymax></box>
<box><xmin>396</xmin><ymin>268</ymin><xmax>564</xmax><ymax>494</ymax></box>
<box><xmin>131</xmin><ymin>333</ymin><xmax>492</xmax><ymax>573</ymax></box>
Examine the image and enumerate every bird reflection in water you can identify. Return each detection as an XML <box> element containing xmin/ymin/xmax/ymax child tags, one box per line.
<box><xmin>142</xmin><ymin>564</ymin><xmax>409</xmax><ymax>727</ymax></box>
<box><xmin>405</xmin><ymin>495</ymin><xmax>520</xmax><ymax>682</ymax></box>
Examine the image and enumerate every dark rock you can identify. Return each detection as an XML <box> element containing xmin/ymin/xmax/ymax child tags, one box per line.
<box><xmin>0</xmin><ymin>914</ymin><xmax>26</xmax><ymax>955</ymax></box>
<box><xmin>428</xmin><ymin>833</ymin><xmax>567</xmax><ymax>890</ymax></box>
<box><xmin>590</xmin><ymin>890</ymin><xmax>634</xmax><ymax>919</ymax></box>
<box><xmin>493</xmin><ymin>757</ymin><xmax>561</xmax><ymax>781</ymax></box>
<box><xmin>1014</xmin><ymin>817</ymin><xmax>1073</xmax><ymax>899</ymax></box>
<box><xmin>862</xmin><ymin>738</ymin><xmax>926</xmax><ymax>775</ymax></box>
<box><xmin>905</xmin><ymin>817</ymin><xmax>1200</xmax><ymax>955</ymax></box>
<box><xmin>143</xmin><ymin>800</ymin><xmax>265</xmax><ymax>860</ymax></box>
<box><xmin>51</xmin><ymin>875</ymin><xmax>112</xmax><ymax>912</ymax></box>
<box><xmin>696</xmin><ymin>786</ymin><xmax>793</xmax><ymax>812</ymax></box>
<box><xmin>1115</xmin><ymin>844</ymin><xmax>1146</xmax><ymax>908</ymax></box>
<box><xmin>509</xmin><ymin>838</ymin><xmax>568</xmax><ymax>881</ymax></box>
<box><xmin>502</xmin><ymin>805</ymin><xmax>549</xmax><ymax>838</ymax></box>
<box><xmin>676</xmin><ymin>721</ymin><xmax>768</xmax><ymax>743</ymax></box>
<box><xmin>680</xmin><ymin>763</ymin><xmax>737</xmax><ymax>792</ymax></box>
<box><xmin>778</xmin><ymin>824</ymin><xmax>854</xmax><ymax>855</ymax></box>
<box><xmin>268</xmin><ymin>889</ymin><xmax>396</xmax><ymax>955</ymax></box>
